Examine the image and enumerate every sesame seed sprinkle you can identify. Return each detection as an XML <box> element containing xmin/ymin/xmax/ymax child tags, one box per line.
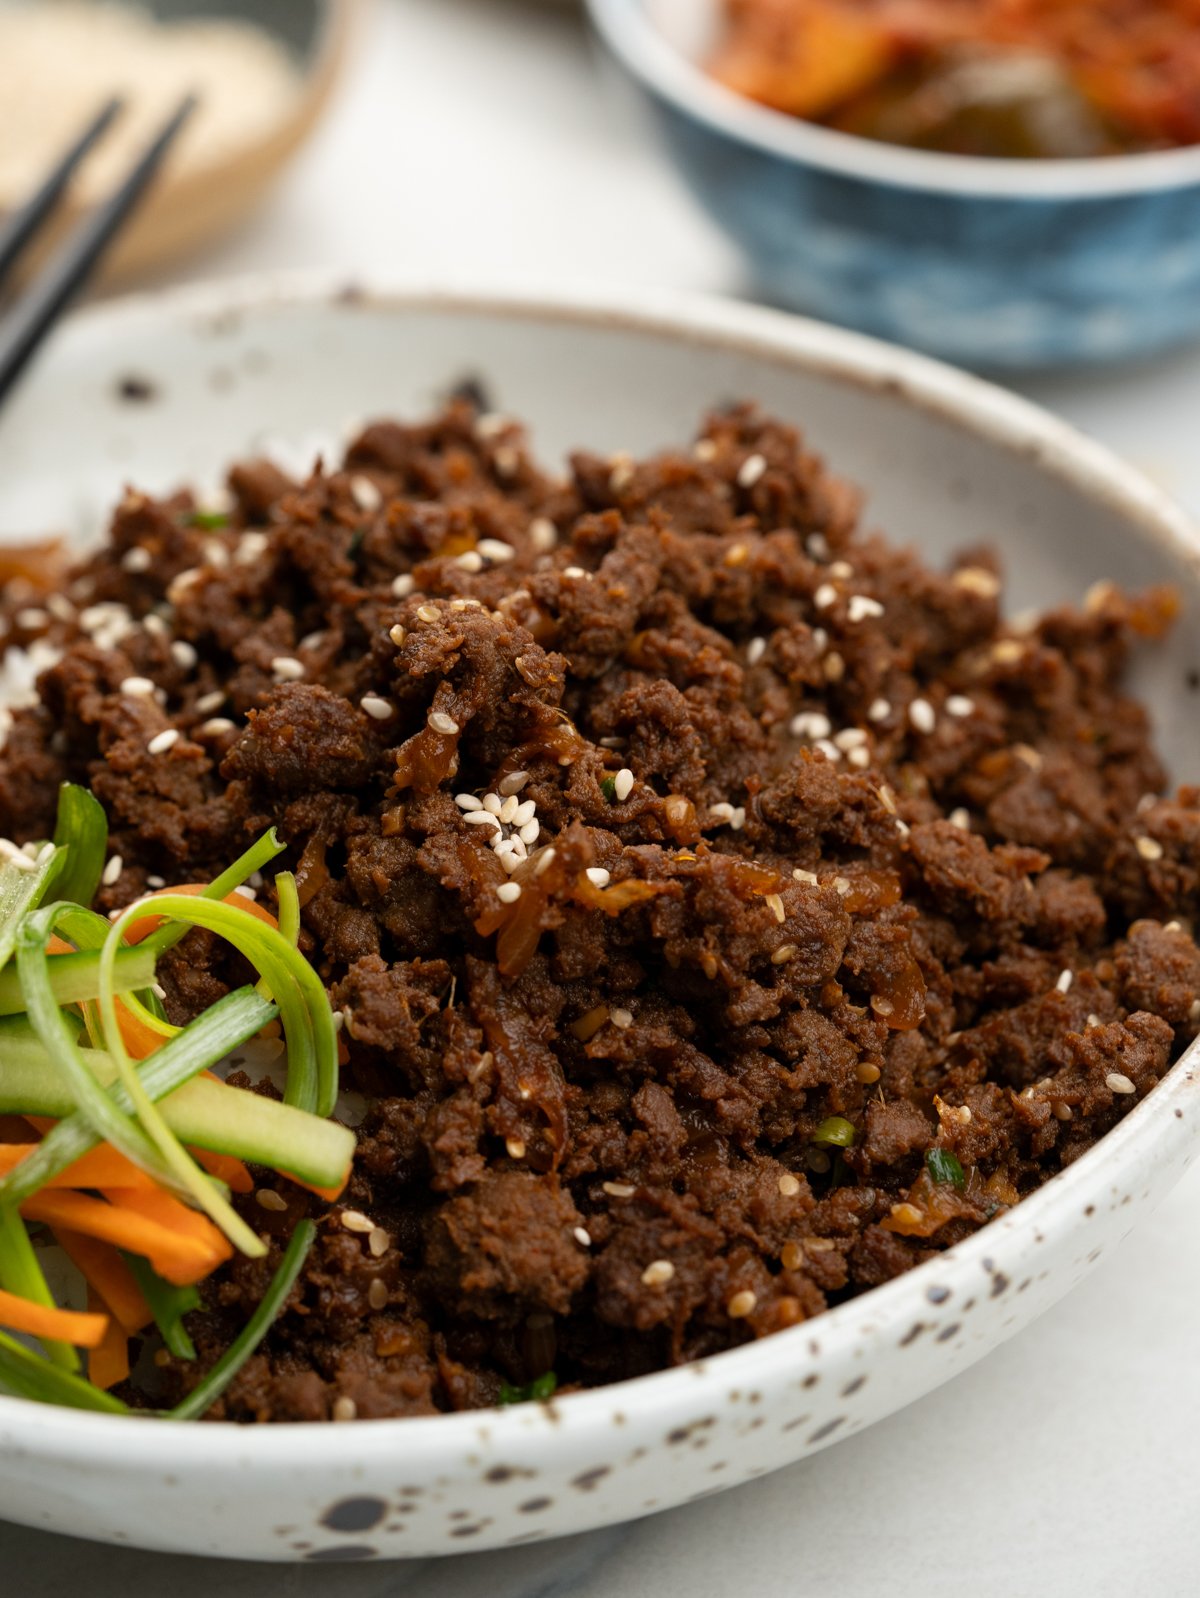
<box><xmin>360</xmin><ymin>694</ymin><xmax>393</xmax><ymax>720</ymax></box>
<box><xmin>1056</xmin><ymin>969</ymin><xmax>1073</xmax><ymax>993</ymax></box>
<box><xmin>1136</xmin><ymin>836</ymin><xmax>1164</xmax><ymax>861</ymax></box>
<box><xmin>528</xmin><ymin>518</ymin><xmax>557</xmax><ymax>552</ymax></box>
<box><xmin>1106</xmin><ymin>1072</ymin><xmax>1136</xmax><ymax>1096</ymax></box>
<box><xmin>727</xmin><ymin>1290</ymin><xmax>757</xmax><ymax>1319</ymax></box>
<box><xmin>641</xmin><ymin>1259</ymin><xmax>675</xmax><ymax>1287</ymax></box>
<box><xmin>256</xmin><ymin>1189</ymin><xmax>287</xmax><ymax>1213</ymax></box>
<box><xmin>121</xmin><ymin>546</ymin><xmax>152</xmax><ymax>573</ymax></box>
<box><xmin>147</xmin><ymin>728</ymin><xmax>179</xmax><ymax>755</ymax></box>
<box><xmin>101</xmin><ymin>854</ymin><xmax>123</xmax><ymax>886</ymax></box>
<box><xmin>496</xmin><ymin>882</ymin><xmax>522</xmax><ymax>904</ymax></box>
<box><xmin>603</xmin><ymin>1181</ymin><xmax>635</xmax><ymax>1198</ymax></box>
<box><xmin>764</xmin><ymin>893</ymin><xmax>785</xmax><ymax>923</ymax></box>
<box><xmin>573</xmin><ymin>1227</ymin><xmax>593</xmax><ymax>1248</ymax></box>
<box><xmin>368</xmin><ymin>1278</ymin><xmax>388</xmax><ymax>1310</ymax></box>
<box><xmin>586</xmin><ymin>867</ymin><xmax>612</xmax><ymax>888</ymax></box>
<box><xmin>120</xmin><ymin>676</ymin><xmax>155</xmax><ymax>697</ymax></box>
<box><xmin>746</xmin><ymin>636</ymin><xmax>766</xmax><ymax>665</ymax></box>
<box><xmin>478</xmin><ymin>538</ymin><xmax>516</xmax><ymax>564</ymax></box>
<box><xmin>909</xmin><ymin>698</ymin><xmax>936</xmax><ymax>735</ymax></box>
<box><xmin>949</xmin><ymin>808</ymin><xmax>970</xmax><ymax>830</ymax></box>
<box><xmin>946</xmin><ymin>695</ymin><xmax>975</xmax><ymax>717</ymax></box>
<box><xmin>867</xmin><ymin>698</ymin><xmax>891</xmax><ymax>722</ymax></box>
<box><xmin>416</xmin><ymin>603</ymin><xmax>440</xmax><ymax>624</ymax></box>
<box><xmin>270</xmin><ymin>656</ymin><xmax>304</xmax><ymax>681</ymax></box>
<box><xmin>199</xmin><ymin>718</ymin><xmax>235</xmax><ymax>736</ymax></box>
<box><xmin>331</xmin><ymin>1397</ymin><xmax>357</xmax><ymax>1422</ymax></box>
<box><xmin>847</xmin><ymin>595</ymin><xmax>884</xmax><ymax>623</ymax></box>
<box><xmin>563</xmin><ymin>565</ymin><xmax>587</xmax><ymax>580</ymax></box>
<box><xmin>455</xmin><ymin>550</ymin><xmax>484</xmax><ymax>573</ymax></box>
<box><xmin>389</xmin><ymin>624</ymin><xmax>408</xmax><ymax>648</ymax></box>
<box><xmin>778</xmin><ymin>1173</ymin><xmax>801</xmax><ymax>1197</ymax></box>
<box><xmin>614</xmin><ymin>768</ymin><xmax>634</xmax><ymax>802</ymax></box>
<box><xmin>340</xmin><ymin>1210</ymin><xmax>374</xmax><ymax>1233</ymax></box>
<box><xmin>506</xmin><ymin>1137</ymin><xmax>526</xmax><ymax>1160</ymax></box>
<box><xmin>738</xmin><ymin>453</ymin><xmax>767</xmax><ymax>488</ymax></box>
<box><xmin>813</xmin><ymin>582</ymin><xmax>838</xmax><ymax>611</ymax></box>
<box><xmin>368</xmin><ymin>1228</ymin><xmax>390</xmax><ymax>1257</ymax></box>
<box><xmin>610</xmin><ymin>1007</ymin><xmax>633</xmax><ymax>1029</ymax></box>
<box><xmin>391</xmin><ymin>574</ymin><xmax>415</xmax><ymax>599</ymax></box>
<box><xmin>428</xmin><ymin>711</ymin><xmax>460</xmax><ymax>735</ymax></box>
<box><xmin>171</xmin><ymin>640</ymin><xmax>197</xmax><ymax>670</ymax></box>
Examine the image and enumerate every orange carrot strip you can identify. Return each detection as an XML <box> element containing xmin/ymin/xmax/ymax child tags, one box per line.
<box><xmin>278</xmin><ymin>1166</ymin><xmax>352</xmax><ymax>1204</ymax></box>
<box><xmin>45</xmin><ymin>934</ymin><xmax>74</xmax><ymax>955</ymax></box>
<box><xmin>52</xmin><ymin>1229</ymin><xmax>153</xmax><ymax>1334</ymax></box>
<box><xmin>0</xmin><ymin>1285</ymin><xmax>109</xmax><ymax>1348</ymax></box>
<box><xmin>190</xmin><ymin>1148</ymin><xmax>254</xmax><ymax>1194</ymax></box>
<box><xmin>86</xmin><ymin>1290</ymin><xmax>130</xmax><ymax>1389</ymax></box>
<box><xmin>98</xmin><ymin>1186</ymin><xmax>233</xmax><ymax>1267</ymax></box>
<box><xmin>0</xmin><ymin>1144</ymin><xmax>158</xmax><ymax>1190</ymax></box>
<box><xmin>121</xmin><ymin>885</ymin><xmax>279</xmax><ymax>945</ymax></box>
<box><xmin>20</xmin><ymin>1192</ymin><xmax>214</xmax><ymax>1287</ymax></box>
<box><xmin>48</xmin><ymin>927</ymin><xmax>169</xmax><ymax>1058</ymax></box>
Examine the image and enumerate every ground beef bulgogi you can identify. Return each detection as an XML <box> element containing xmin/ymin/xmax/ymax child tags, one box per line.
<box><xmin>1</xmin><ymin>397</ymin><xmax>1198</xmax><ymax>1421</ymax></box>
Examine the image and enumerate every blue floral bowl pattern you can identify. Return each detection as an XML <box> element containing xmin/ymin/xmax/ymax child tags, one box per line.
<box><xmin>587</xmin><ymin>0</ymin><xmax>1200</xmax><ymax>369</ymax></box>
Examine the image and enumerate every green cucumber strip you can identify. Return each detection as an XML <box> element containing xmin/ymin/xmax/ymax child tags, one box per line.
<box><xmin>140</xmin><ymin>828</ymin><xmax>285</xmax><ymax>960</ymax></box>
<box><xmin>0</xmin><ymin>988</ymin><xmax>277</xmax><ymax>1205</ymax></box>
<box><xmin>0</xmin><ymin>1205</ymin><xmax>77</xmax><ymax>1370</ymax></box>
<box><xmin>124</xmin><ymin>1254</ymin><xmax>199</xmax><ymax>1361</ymax></box>
<box><xmin>0</xmin><ymin>850</ymin><xmax>62</xmax><ymax>976</ymax></box>
<box><xmin>51</xmin><ymin>785</ymin><xmax>107</xmax><ymax>909</ymax></box>
<box><xmin>0</xmin><ymin>1326</ymin><xmax>128</xmax><ymax>1413</ymax></box>
<box><xmin>0</xmin><ymin>944</ymin><xmax>158</xmax><ymax>1015</ymax></box>
<box><xmin>168</xmin><ymin>1220</ymin><xmax>314</xmax><ymax>1420</ymax></box>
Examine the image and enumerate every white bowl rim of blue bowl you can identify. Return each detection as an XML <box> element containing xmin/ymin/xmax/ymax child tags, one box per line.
<box><xmin>0</xmin><ymin>270</ymin><xmax>1199</xmax><ymax>1471</ymax></box>
<box><xmin>588</xmin><ymin>0</ymin><xmax>1200</xmax><ymax>199</ymax></box>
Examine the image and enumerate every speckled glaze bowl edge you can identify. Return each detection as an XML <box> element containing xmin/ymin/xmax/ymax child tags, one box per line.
<box><xmin>0</xmin><ymin>274</ymin><xmax>1197</xmax><ymax>1561</ymax></box>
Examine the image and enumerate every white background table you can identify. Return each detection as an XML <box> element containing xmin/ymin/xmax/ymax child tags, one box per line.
<box><xmin>7</xmin><ymin>1</ymin><xmax>1200</xmax><ymax>1590</ymax></box>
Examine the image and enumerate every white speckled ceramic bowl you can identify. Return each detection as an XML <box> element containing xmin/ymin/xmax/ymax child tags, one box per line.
<box><xmin>0</xmin><ymin>278</ymin><xmax>1198</xmax><ymax>1563</ymax></box>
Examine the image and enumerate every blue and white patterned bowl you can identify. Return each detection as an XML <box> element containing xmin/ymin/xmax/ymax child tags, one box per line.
<box><xmin>587</xmin><ymin>0</ymin><xmax>1200</xmax><ymax>369</ymax></box>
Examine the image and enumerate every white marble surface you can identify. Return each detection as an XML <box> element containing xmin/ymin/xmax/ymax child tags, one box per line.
<box><xmin>6</xmin><ymin>0</ymin><xmax>1200</xmax><ymax>1587</ymax></box>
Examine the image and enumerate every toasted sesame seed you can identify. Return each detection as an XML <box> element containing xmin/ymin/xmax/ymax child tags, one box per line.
<box><xmin>512</xmin><ymin>798</ymin><xmax>537</xmax><ymax>826</ymax></box>
<box><xmin>764</xmin><ymin>892</ymin><xmax>785</xmax><ymax>923</ymax></box>
<box><xmin>416</xmin><ymin>604</ymin><xmax>440</xmax><ymax>624</ymax></box>
<box><xmin>1056</xmin><ymin>969</ymin><xmax>1073</xmax><ymax>994</ymax></box>
<box><xmin>778</xmin><ymin>1173</ymin><xmax>802</xmax><ymax>1197</ymax></box>
<box><xmin>120</xmin><ymin>675</ymin><xmax>155</xmax><ymax>697</ymax></box>
<box><xmin>1013</xmin><ymin>743</ymin><xmax>1043</xmax><ymax>771</ymax></box>
<box><xmin>738</xmin><ymin>453</ymin><xmax>767</xmax><ymax>488</ymax></box>
<box><xmin>428</xmin><ymin>711</ymin><xmax>460</xmax><ymax>735</ymax></box>
<box><xmin>147</xmin><ymin>729</ymin><xmax>179</xmax><ymax>755</ymax></box>
<box><xmin>533</xmin><ymin>846</ymin><xmax>557</xmax><ymax>876</ymax></box>
<box><xmin>781</xmin><ymin>1242</ymin><xmax>804</xmax><ymax>1271</ymax></box>
<box><xmin>332</xmin><ymin>1396</ymin><xmax>357</xmax><ymax>1422</ymax></box>
<box><xmin>463</xmin><ymin>810</ymin><xmax>501</xmax><ymax>828</ymax></box>
<box><xmin>388</xmin><ymin>625</ymin><xmax>408</xmax><ymax>651</ymax></box>
<box><xmin>141</xmin><ymin>612</ymin><xmax>167</xmax><ymax>638</ymax></box>
<box><xmin>823</xmin><ymin>652</ymin><xmax>845</xmax><ymax>682</ymax></box>
<box><xmin>493</xmin><ymin>446</ymin><xmax>520</xmax><ymax>478</ymax></box>
<box><xmin>727</xmin><ymin>1290</ymin><xmax>757</xmax><ymax>1319</ymax></box>
<box><xmin>477</xmin><ymin>537</ymin><xmax>516</xmax><ymax>565</ymax></box>
<box><xmin>171</xmin><ymin>640</ymin><xmax>197</xmax><ymax>670</ymax></box>
<box><xmin>814</xmin><ymin>582</ymin><xmax>838</xmax><ymax>610</ymax></box>
<box><xmin>146</xmin><ymin>875</ymin><xmax>166</xmax><ymax>889</ymax></box>
<box><xmin>603</xmin><ymin>1181</ymin><xmax>636</xmax><ymax>1198</ymax></box>
<box><xmin>953</xmin><ymin>567</ymin><xmax>1000</xmax><ymax>599</ymax></box>
<box><xmin>340</xmin><ymin>1210</ymin><xmax>374</xmax><ymax>1233</ymax></box>
<box><xmin>814</xmin><ymin>739</ymin><xmax>841</xmax><ymax>763</ymax></box>
<box><xmin>1106</xmin><ymin>1072</ymin><xmax>1136</xmax><ymax>1096</ymax></box>
<box><xmin>771</xmin><ymin>944</ymin><xmax>798</xmax><ymax>965</ymax></box>
<box><xmin>871</xmin><ymin>995</ymin><xmax>895</xmax><ymax>1017</ymax></box>
<box><xmin>506</xmin><ymin>1137</ymin><xmax>527</xmax><ymax>1159</ymax></box>
<box><xmin>518</xmin><ymin>818</ymin><xmax>541</xmax><ymax>845</ymax></box>
<box><xmin>909</xmin><ymin>698</ymin><xmax>936</xmax><ymax>735</ymax></box>
<box><xmin>847</xmin><ymin>748</ymin><xmax>871</xmax><ymax>769</ymax></box>
<box><xmin>856</xmin><ymin>1062</ymin><xmax>882</xmax><ymax>1084</ymax></box>
<box><xmin>709</xmin><ymin>802</ymin><xmax>735</xmax><ymax>823</ymax></box>
<box><xmin>586</xmin><ymin>867</ymin><xmax>612</xmax><ymax>888</ymax></box>
<box><xmin>256</xmin><ymin>1189</ymin><xmax>287</xmax><ymax>1213</ymax></box>
<box><xmin>482</xmin><ymin>793</ymin><xmax>503</xmax><ymax>815</ymax></box>
<box><xmin>367</xmin><ymin>1277</ymin><xmax>389</xmax><ymax>1310</ymax></box>
<box><xmin>528</xmin><ymin>517</ymin><xmax>557</xmax><ymax>552</ymax></box>
<box><xmin>121</xmin><ymin>546</ymin><xmax>152</xmax><ymax>573</ymax></box>
<box><xmin>694</xmin><ymin>438</ymin><xmax>718</xmax><ymax>462</ymax></box>
<box><xmin>15</xmin><ymin>608</ymin><xmax>48</xmax><ymax>629</ymax></box>
<box><xmin>834</xmin><ymin>728</ymin><xmax>868</xmax><ymax>751</ymax></box>
<box><xmin>641</xmin><ymin>1259</ymin><xmax>675</xmax><ymax>1287</ymax></box>
<box><xmin>194</xmin><ymin>690</ymin><xmax>225</xmax><ymax>715</ymax></box>
<box><xmin>498</xmin><ymin>771</ymin><xmax>529</xmax><ymax>796</ymax></box>
<box><xmin>991</xmin><ymin>640</ymin><xmax>1025</xmax><ymax>666</ymax></box>
<box><xmin>946</xmin><ymin>695</ymin><xmax>975</xmax><ymax>717</ymax></box>
<box><xmin>729</xmin><ymin>806</ymin><xmax>747</xmax><ymax>830</ymax></box>
<box><xmin>368</xmin><ymin>1227</ymin><xmax>390</xmax><ymax>1257</ymax></box>
<box><xmin>1191</xmin><ymin>999</ymin><xmax>1200</xmax><ymax>1022</ymax></box>
<box><xmin>562</xmin><ymin>565</ymin><xmax>588</xmax><ymax>580</ymax></box>
<box><xmin>360</xmin><ymin>694</ymin><xmax>393</xmax><ymax>720</ymax></box>
<box><xmin>746</xmin><ymin>636</ymin><xmax>766</xmax><ymax>665</ymax></box>
<box><xmin>455</xmin><ymin>550</ymin><xmax>484</xmax><ymax>573</ymax></box>
<box><xmin>793</xmin><ymin>868</ymin><xmax>818</xmax><ymax>885</ymax></box>
<box><xmin>270</xmin><ymin>656</ymin><xmax>304</xmax><ymax>682</ymax></box>
<box><xmin>790</xmin><ymin>711</ymin><xmax>832</xmax><ymax>741</ymax></box>
<box><xmin>573</xmin><ymin>1226</ymin><xmax>593</xmax><ymax>1247</ymax></box>
<box><xmin>867</xmin><ymin>698</ymin><xmax>890</xmax><ymax>722</ymax></box>
<box><xmin>613</xmin><ymin>768</ymin><xmax>634</xmax><ymax>802</ymax></box>
<box><xmin>807</xmin><ymin>532</ymin><xmax>830</xmax><ymax>560</ymax></box>
<box><xmin>609</xmin><ymin>454</ymin><xmax>635</xmax><ymax>493</ymax></box>
<box><xmin>1135</xmin><ymin>836</ymin><xmax>1164</xmax><ymax>861</ymax></box>
<box><xmin>847</xmin><ymin>595</ymin><xmax>884</xmax><ymax>623</ymax></box>
<box><xmin>199</xmin><ymin>717</ymin><xmax>235</xmax><ymax>736</ymax></box>
<box><xmin>724</xmin><ymin>542</ymin><xmax>749</xmax><ymax>567</ymax></box>
<box><xmin>949</xmin><ymin>808</ymin><xmax>970</xmax><ymax>830</ymax></box>
<box><xmin>496</xmin><ymin>882</ymin><xmax>522</xmax><ymax>904</ymax></box>
<box><xmin>101</xmin><ymin>854</ymin><xmax>123</xmax><ymax>887</ymax></box>
<box><xmin>499</xmin><ymin>794</ymin><xmax>519</xmax><ymax>824</ymax></box>
<box><xmin>610</xmin><ymin>1007</ymin><xmax>633</xmax><ymax>1029</ymax></box>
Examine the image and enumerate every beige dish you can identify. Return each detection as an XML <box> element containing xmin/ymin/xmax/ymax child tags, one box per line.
<box><xmin>0</xmin><ymin>0</ymin><xmax>359</xmax><ymax>286</ymax></box>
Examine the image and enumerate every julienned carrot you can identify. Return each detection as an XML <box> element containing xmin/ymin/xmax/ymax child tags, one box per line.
<box><xmin>0</xmin><ymin>1285</ymin><xmax>109</xmax><ymax>1348</ymax></box>
<box><xmin>279</xmin><ymin>1167</ymin><xmax>351</xmax><ymax>1203</ymax></box>
<box><xmin>86</xmin><ymin>1290</ymin><xmax>130</xmax><ymax>1389</ymax></box>
<box><xmin>20</xmin><ymin>1192</ymin><xmax>216</xmax><ymax>1287</ymax></box>
<box><xmin>190</xmin><ymin>1148</ymin><xmax>254</xmax><ymax>1194</ymax></box>
<box><xmin>52</xmin><ymin>1228</ymin><xmax>153</xmax><ymax>1334</ymax></box>
<box><xmin>121</xmin><ymin>886</ymin><xmax>279</xmax><ymax>945</ymax></box>
<box><xmin>0</xmin><ymin>1143</ymin><xmax>158</xmax><ymax>1191</ymax></box>
<box><xmin>98</xmin><ymin>1186</ymin><xmax>233</xmax><ymax>1266</ymax></box>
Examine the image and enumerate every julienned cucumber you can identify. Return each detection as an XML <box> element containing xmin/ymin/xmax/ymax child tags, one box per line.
<box><xmin>0</xmin><ymin>945</ymin><xmax>157</xmax><ymax>1015</ymax></box>
<box><xmin>0</xmin><ymin>1012</ymin><xmax>354</xmax><ymax>1190</ymax></box>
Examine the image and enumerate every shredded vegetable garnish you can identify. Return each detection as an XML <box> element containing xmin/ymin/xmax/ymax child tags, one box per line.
<box><xmin>0</xmin><ymin>785</ymin><xmax>356</xmax><ymax>1418</ymax></box>
<box><xmin>926</xmin><ymin>1148</ymin><xmax>967</xmax><ymax>1189</ymax></box>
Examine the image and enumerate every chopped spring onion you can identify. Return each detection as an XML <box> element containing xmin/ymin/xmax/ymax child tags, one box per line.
<box><xmin>168</xmin><ymin>1219</ymin><xmax>315</xmax><ymax>1420</ymax></box>
<box><xmin>50</xmin><ymin>784</ymin><xmax>108</xmax><ymax>911</ymax></box>
<box><xmin>124</xmin><ymin>1255</ymin><xmax>200</xmax><ymax>1361</ymax></box>
<box><xmin>926</xmin><ymin>1148</ymin><xmax>966</xmax><ymax>1189</ymax></box>
<box><xmin>0</xmin><ymin>849</ymin><xmax>62</xmax><ymax>974</ymax></box>
<box><xmin>498</xmin><ymin>1371</ymin><xmax>558</xmax><ymax>1406</ymax></box>
<box><xmin>140</xmin><ymin>828</ymin><xmax>285</xmax><ymax>960</ymax></box>
<box><xmin>0</xmin><ymin>943</ymin><xmax>158</xmax><ymax>1016</ymax></box>
<box><xmin>812</xmin><ymin>1116</ymin><xmax>857</xmax><ymax>1148</ymax></box>
<box><xmin>0</xmin><ymin>1327</ymin><xmax>128</xmax><ymax>1413</ymax></box>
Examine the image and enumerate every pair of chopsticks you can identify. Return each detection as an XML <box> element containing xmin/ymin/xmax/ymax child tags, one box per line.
<box><xmin>0</xmin><ymin>95</ymin><xmax>196</xmax><ymax>408</ymax></box>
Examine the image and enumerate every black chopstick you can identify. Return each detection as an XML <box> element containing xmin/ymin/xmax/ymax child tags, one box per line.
<box><xmin>0</xmin><ymin>94</ymin><xmax>197</xmax><ymax>409</ymax></box>
<box><xmin>0</xmin><ymin>97</ymin><xmax>124</xmax><ymax>294</ymax></box>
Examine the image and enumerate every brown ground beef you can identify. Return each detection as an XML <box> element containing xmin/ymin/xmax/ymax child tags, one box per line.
<box><xmin>2</xmin><ymin>395</ymin><xmax>1198</xmax><ymax>1420</ymax></box>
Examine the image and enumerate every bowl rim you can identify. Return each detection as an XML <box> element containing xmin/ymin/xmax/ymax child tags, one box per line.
<box><xmin>0</xmin><ymin>269</ymin><xmax>1198</xmax><ymax>1468</ymax></box>
<box><xmin>586</xmin><ymin>0</ymin><xmax>1200</xmax><ymax>200</ymax></box>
